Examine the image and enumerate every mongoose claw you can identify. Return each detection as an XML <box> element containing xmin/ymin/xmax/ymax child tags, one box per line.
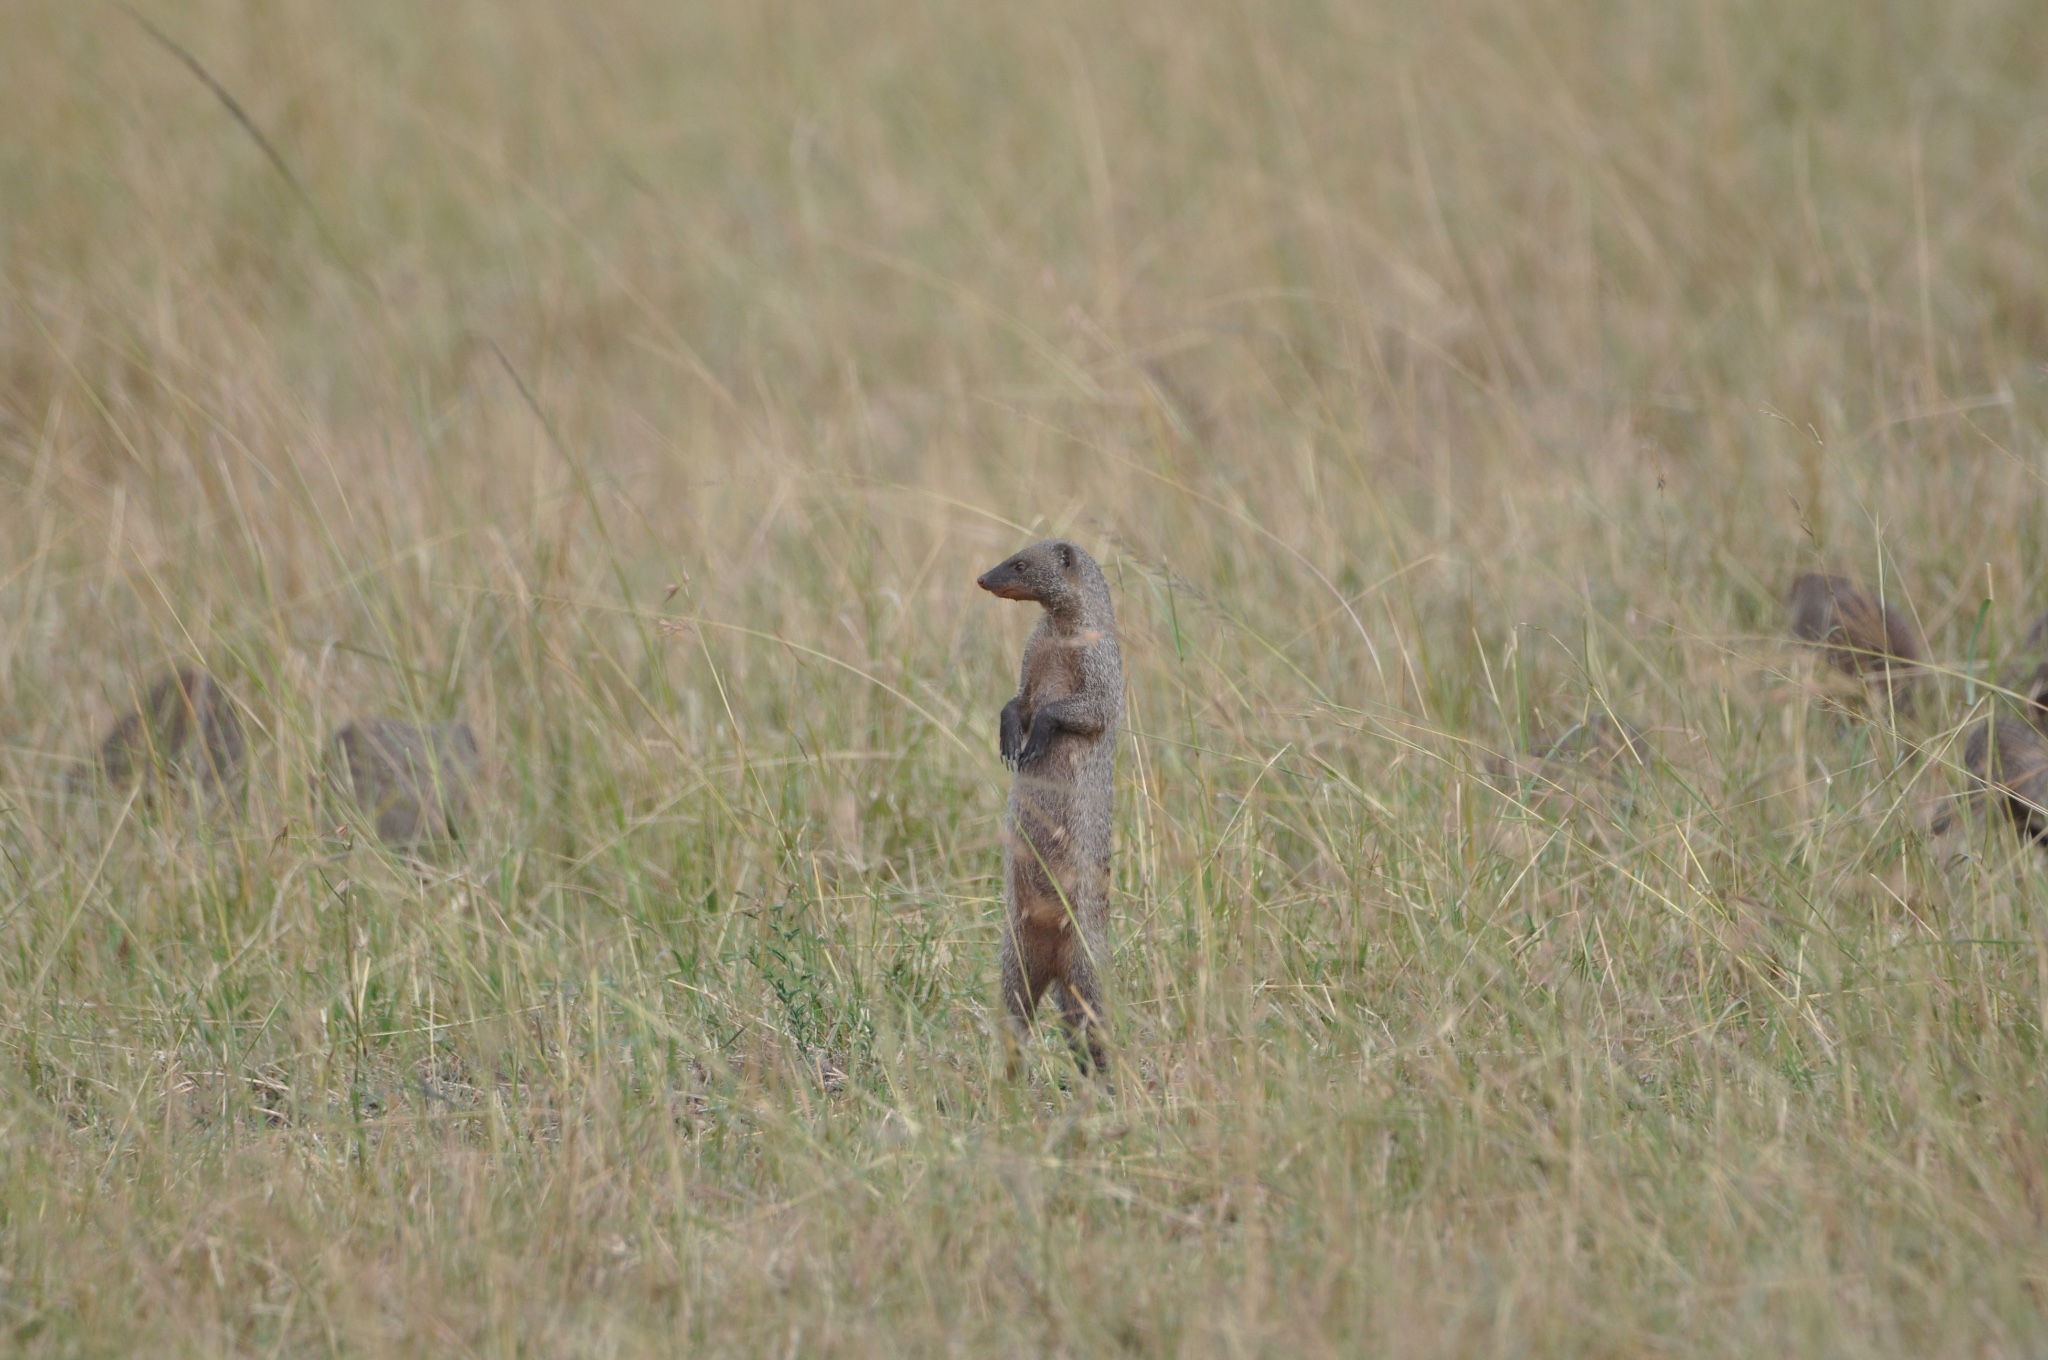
<box><xmin>1014</xmin><ymin>721</ymin><xmax>1057</xmax><ymax>768</ymax></box>
<box><xmin>999</xmin><ymin>698</ymin><xmax>1027</xmax><ymax>767</ymax></box>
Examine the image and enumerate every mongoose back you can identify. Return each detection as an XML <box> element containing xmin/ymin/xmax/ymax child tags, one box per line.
<box><xmin>977</xmin><ymin>539</ymin><xmax>1122</xmax><ymax>1074</ymax></box>
<box><xmin>1785</xmin><ymin>572</ymin><xmax>1924</xmax><ymax>707</ymax></box>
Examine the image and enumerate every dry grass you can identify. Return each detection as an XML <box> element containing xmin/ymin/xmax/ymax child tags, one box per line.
<box><xmin>5</xmin><ymin>0</ymin><xmax>2048</xmax><ymax>1353</ymax></box>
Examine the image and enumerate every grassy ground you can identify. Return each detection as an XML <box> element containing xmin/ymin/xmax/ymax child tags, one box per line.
<box><xmin>5</xmin><ymin>0</ymin><xmax>2048</xmax><ymax>1353</ymax></box>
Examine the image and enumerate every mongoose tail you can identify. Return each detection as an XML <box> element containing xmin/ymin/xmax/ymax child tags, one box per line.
<box><xmin>978</xmin><ymin>539</ymin><xmax>1123</xmax><ymax>1076</ymax></box>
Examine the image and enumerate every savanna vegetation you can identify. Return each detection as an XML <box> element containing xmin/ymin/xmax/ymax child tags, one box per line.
<box><xmin>5</xmin><ymin>0</ymin><xmax>2048</xmax><ymax>1352</ymax></box>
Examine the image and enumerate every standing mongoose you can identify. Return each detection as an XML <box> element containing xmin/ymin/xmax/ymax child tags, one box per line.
<box><xmin>977</xmin><ymin>539</ymin><xmax>1123</xmax><ymax>1075</ymax></box>
<box><xmin>1785</xmin><ymin>572</ymin><xmax>1924</xmax><ymax>708</ymax></box>
<box><xmin>330</xmin><ymin>718</ymin><xmax>480</xmax><ymax>849</ymax></box>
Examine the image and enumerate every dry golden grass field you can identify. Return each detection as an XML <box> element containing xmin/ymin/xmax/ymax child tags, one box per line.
<box><xmin>6</xmin><ymin>0</ymin><xmax>2048</xmax><ymax>1353</ymax></box>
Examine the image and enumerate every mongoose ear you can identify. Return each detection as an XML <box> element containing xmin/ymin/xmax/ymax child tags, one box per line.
<box><xmin>1058</xmin><ymin>543</ymin><xmax>1074</xmax><ymax>570</ymax></box>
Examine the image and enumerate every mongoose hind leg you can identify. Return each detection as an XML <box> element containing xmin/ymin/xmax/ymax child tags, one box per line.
<box><xmin>1052</xmin><ymin>931</ymin><xmax>1110</xmax><ymax>1078</ymax></box>
<box><xmin>998</xmin><ymin>915</ymin><xmax>1063</xmax><ymax>1075</ymax></box>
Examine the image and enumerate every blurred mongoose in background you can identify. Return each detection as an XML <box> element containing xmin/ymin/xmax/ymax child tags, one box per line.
<box><xmin>79</xmin><ymin>667</ymin><xmax>245</xmax><ymax>798</ymax></box>
<box><xmin>1944</xmin><ymin>713</ymin><xmax>2048</xmax><ymax>844</ymax></box>
<box><xmin>1785</xmin><ymin>572</ymin><xmax>1924</xmax><ymax>707</ymax></box>
<box><xmin>331</xmin><ymin>719</ymin><xmax>480</xmax><ymax>849</ymax></box>
<box><xmin>977</xmin><ymin>539</ymin><xmax>1123</xmax><ymax>1075</ymax></box>
<box><xmin>2002</xmin><ymin>610</ymin><xmax>2048</xmax><ymax>730</ymax></box>
<box><xmin>1485</xmin><ymin>712</ymin><xmax>1648</xmax><ymax>787</ymax></box>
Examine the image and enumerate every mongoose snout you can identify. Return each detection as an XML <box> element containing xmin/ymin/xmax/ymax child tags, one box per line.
<box><xmin>980</xmin><ymin>538</ymin><xmax>1123</xmax><ymax>1076</ymax></box>
<box><xmin>976</xmin><ymin>558</ymin><xmax>1041</xmax><ymax>602</ymax></box>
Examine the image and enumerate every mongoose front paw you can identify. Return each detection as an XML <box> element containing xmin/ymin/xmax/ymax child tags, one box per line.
<box><xmin>999</xmin><ymin>699</ymin><xmax>1027</xmax><ymax>767</ymax></box>
<box><xmin>1014</xmin><ymin>722</ymin><xmax>1057</xmax><ymax>768</ymax></box>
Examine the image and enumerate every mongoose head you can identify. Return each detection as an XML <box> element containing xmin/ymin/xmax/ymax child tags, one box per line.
<box><xmin>1785</xmin><ymin>573</ymin><xmax>1856</xmax><ymax>646</ymax></box>
<box><xmin>977</xmin><ymin>540</ymin><xmax>1090</xmax><ymax>608</ymax></box>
